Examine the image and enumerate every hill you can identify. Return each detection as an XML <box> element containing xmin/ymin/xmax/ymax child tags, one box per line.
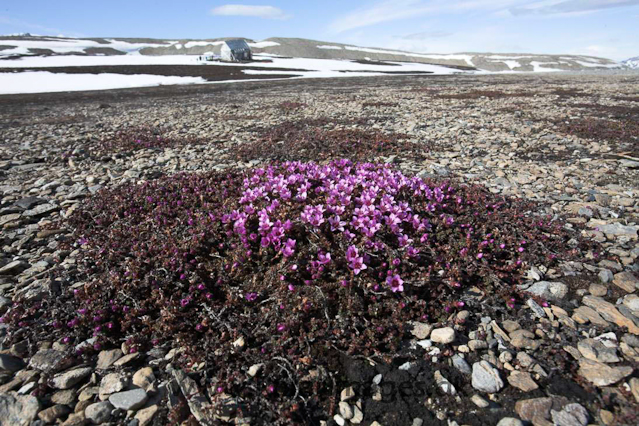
<box><xmin>0</xmin><ymin>34</ymin><xmax>620</xmax><ymax>73</ymax></box>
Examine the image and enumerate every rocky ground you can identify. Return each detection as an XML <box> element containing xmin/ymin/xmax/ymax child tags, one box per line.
<box><xmin>0</xmin><ymin>72</ymin><xmax>638</xmax><ymax>426</ymax></box>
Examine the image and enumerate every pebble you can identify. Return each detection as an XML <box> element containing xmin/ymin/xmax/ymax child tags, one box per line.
<box><xmin>132</xmin><ymin>367</ymin><xmax>155</xmax><ymax>391</ymax></box>
<box><xmin>135</xmin><ymin>404</ymin><xmax>159</xmax><ymax>426</ymax></box>
<box><xmin>598</xmin><ymin>269</ymin><xmax>614</xmax><ymax>284</ymax></box>
<box><xmin>471</xmin><ymin>394</ymin><xmax>490</xmax><ymax>408</ymax></box>
<box><xmin>430</xmin><ymin>327</ymin><xmax>455</xmax><ymax>344</ymax></box>
<box><xmin>496</xmin><ymin>418</ymin><xmax>524</xmax><ymax>426</ymax></box>
<box><xmin>0</xmin><ymin>354</ymin><xmax>25</xmax><ymax>373</ymax></box>
<box><xmin>409</xmin><ymin>321</ymin><xmax>433</xmax><ymax>339</ymax></box>
<box><xmin>99</xmin><ymin>372</ymin><xmax>128</xmax><ymax>398</ymax></box>
<box><xmin>338</xmin><ymin>401</ymin><xmax>353</xmax><ymax>420</ymax></box>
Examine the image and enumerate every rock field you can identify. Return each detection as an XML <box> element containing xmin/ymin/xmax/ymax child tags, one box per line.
<box><xmin>0</xmin><ymin>72</ymin><xmax>638</xmax><ymax>426</ymax></box>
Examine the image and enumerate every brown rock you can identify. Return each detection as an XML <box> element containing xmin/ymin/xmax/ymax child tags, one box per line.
<box><xmin>577</xmin><ymin>358</ymin><xmax>633</xmax><ymax>386</ymax></box>
<box><xmin>581</xmin><ymin>296</ymin><xmax>639</xmax><ymax>334</ymax></box>
<box><xmin>135</xmin><ymin>404</ymin><xmax>159</xmax><ymax>426</ymax></box>
<box><xmin>507</xmin><ymin>371</ymin><xmax>538</xmax><ymax>392</ymax></box>
<box><xmin>38</xmin><ymin>404</ymin><xmax>71</xmax><ymax>423</ymax></box>
<box><xmin>572</xmin><ymin>306</ymin><xmax>609</xmax><ymax>326</ymax></box>
<box><xmin>613</xmin><ymin>272</ymin><xmax>638</xmax><ymax>293</ymax></box>
<box><xmin>515</xmin><ymin>397</ymin><xmax>553</xmax><ymax>422</ymax></box>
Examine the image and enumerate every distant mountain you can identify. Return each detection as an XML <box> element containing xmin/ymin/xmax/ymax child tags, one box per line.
<box><xmin>622</xmin><ymin>57</ymin><xmax>639</xmax><ymax>69</ymax></box>
<box><xmin>0</xmin><ymin>34</ymin><xmax>621</xmax><ymax>73</ymax></box>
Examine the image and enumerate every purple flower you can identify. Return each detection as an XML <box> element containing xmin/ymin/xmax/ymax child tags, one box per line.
<box><xmin>386</xmin><ymin>274</ymin><xmax>404</xmax><ymax>292</ymax></box>
<box><xmin>245</xmin><ymin>292</ymin><xmax>258</xmax><ymax>301</ymax></box>
<box><xmin>282</xmin><ymin>238</ymin><xmax>296</xmax><ymax>258</ymax></box>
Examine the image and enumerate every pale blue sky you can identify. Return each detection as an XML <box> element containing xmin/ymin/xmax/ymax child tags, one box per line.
<box><xmin>1</xmin><ymin>1</ymin><xmax>637</xmax><ymax>60</ymax></box>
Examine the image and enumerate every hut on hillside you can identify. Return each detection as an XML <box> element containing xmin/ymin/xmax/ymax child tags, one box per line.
<box><xmin>220</xmin><ymin>39</ymin><xmax>252</xmax><ymax>62</ymax></box>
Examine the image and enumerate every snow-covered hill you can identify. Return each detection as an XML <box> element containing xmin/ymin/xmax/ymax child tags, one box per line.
<box><xmin>0</xmin><ymin>35</ymin><xmax>621</xmax><ymax>73</ymax></box>
<box><xmin>622</xmin><ymin>57</ymin><xmax>639</xmax><ymax>69</ymax></box>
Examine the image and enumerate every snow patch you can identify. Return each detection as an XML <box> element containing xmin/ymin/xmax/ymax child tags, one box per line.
<box><xmin>317</xmin><ymin>45</ymin><xmax>343</xmax><ymax>50</ymax></box>
<box><xmin>183</xmin><ymin>41</ymin><xmax>225</xmax><ymax>48</ymax></box>
<box><xmin>530</xmin><ymin>61</ymin><xmax>563</xmax><ymax>72</ymax></box>
<box><xmin>248</xmin><ymin>41</ymin><xmax>280</xmax><ymax>48</ymax></box>
<box><xmin>0</xmin><ymin>71</ymin><xmax>206</xmax><ymax>94</ymax></box>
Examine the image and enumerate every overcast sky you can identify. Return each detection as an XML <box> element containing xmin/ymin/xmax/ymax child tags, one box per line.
<box><xmin>1</xmin><ymin>1</ymin><xmax>637</xmax><ymax>60</ymax></box>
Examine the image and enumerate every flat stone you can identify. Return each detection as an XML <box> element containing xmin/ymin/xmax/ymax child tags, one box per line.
<box><xmin>588</xmin><ymin>283</ymin><xmax>607</xmax><ymax>297</ymax></box>
<box><xmin>507</xmin><ymin>371</ymin><xmax>538</xmax><ymax>392</ymax></box>
<box><xmin>471</xmin><ymin>361</ymin><xmax>504</xmax><ymax>393</ymax></box>
<box><xmin>523</xmin><ymin>281</ymin><xmax>568</xmax><ymax>301</ymax></box>
<box><xmin>38</xmin><ymin>404</ymin><xmax>70</xmax><ymax>423</ymax></box>
<box><xmin>0</xmin><ymin>260</ymin><xmax>28</xmax><ymax>275</ymax></box>
<box><xmin>578</xmin><ymin>358</ymin><xmax>633</xmax><ymax>386</ymax></box>
<box><xmin>577</xmin><ymin>339</ymin><xmax>620</xmax><ymax>363</ymax></box>
<box><xmin>23</xmin><ymin>203</ymin><xmax>58</xmax><ymax>217</ymax></box>
<box><xmin>613</xmin><ymin>272</ymin><xmax>638</xmax><ymax>293</ymax></box>
<box><xmin>593</xmin><ymin>222</ymin><xmax>638</xmax><ymax>239</ymax></box>
<box><xmin>409</xmin><ymin>321</ymin><xmax>433</xmax><ymax>339</ymax></box>
<box><xmin>108</xmin><ymin>388</ymin><xmax>148</xmax><ymax>411</ymax></box>
<box><xmin>582</xmin><ymin>295</ymin><xmax>639</xmax><ymax>334</ymax></box>
<box><xmin>29</xmin><ymin>349</ymin><xmax>74</xmax><ymax>374</ymax></box>
<box><xmin>0</xmin><ymin>392</ymin><xmax>40</xmax><ymax>426</ymax></box>
<box><xmin>501</xmin><ymin>320</ymin><xmax>521</xmax><ymax>333</ymax></box>
<box><xmin>51</xmin><ymin>367</ymin><xmax>93</xmax><ymax>389</ymax></box>
<box><xmin>340</xmin><ymin>386</ymin><xmax>355</xmax><ymax>401</ymax></box>
<box><xmin>430</xmin><ymin>327</ymin><xmax>455</xmax><ymax>344</ymax></box>
<box><xmin>61</xmin><ymin>412</ymin><xmax>86</xmax><ymax>426</ymax></box>
<box><xmin>551</xmin><ymin>403</ymin><xmax>589</xmax><ymax>426</ymax></box>
<box><xmin>572</xmin><ymin>306</ymin><xmax>609</xmax><ymax>326</ymax></box>
<box><xmin>85</xmin><ymin>401</ymin><xmax>113</xmax><ymax>424</ymax></box>
<box><xmin>14</xmin><ymin>197</ymin><xmax>45</xmax><ymax>210</ymax></box>
<box><xmin>629</xmin><ymin>377</ymin><xmax>639</xmax><ymax>403</ymax></box>
<box><xmin>135</xmin><ymin>404</ymin><xmax>158</xmax><ymax>426</ymax></box>
<box><xmin>113</xmin><ymin>352</ymin><xmax>140</xmax><ymax>366</ymax></box>
<box><xmin>96</xmin><ymin>349</ymin><xmax>122</xmax><ymax>369</ymax></box>
<box><xmin>0</xmin><ymin>354</ymin><xmax>25</xmax><ymax>373</ymax></box>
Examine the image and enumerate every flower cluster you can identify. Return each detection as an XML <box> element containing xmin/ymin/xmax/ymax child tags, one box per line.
<box><xmin>2</xmin><ymin>159</ymin><xmax>597</xmax><ymax>425</ymax></box>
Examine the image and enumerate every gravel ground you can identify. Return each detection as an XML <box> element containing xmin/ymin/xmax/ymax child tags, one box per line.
<box><xmin>0</xmin><ymin>72</ymin><xmax>638</xmax><ymax>426</ymax></box>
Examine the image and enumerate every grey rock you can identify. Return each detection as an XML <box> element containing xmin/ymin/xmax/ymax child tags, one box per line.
<box><xmin>29</xmin><ymin>349</ymin><xmax>74</xmax><ymax>374</ymax></box>
<box><xmin>613</xmin><ymin>271</ymin><xmax>639</xmax><ymax>293</ymax></box>
<box><xmin>578</xmin><ymin>358</ymin><xmax>633</xmax><ymax>386</ymax></box>
<box><xmin>551</xmin><ymin>403</ymin><xmax>589</xmax><ymax>426</ymax></box>
<box><xmin>523</xmin><ymin>281</ymin><xmax>568</xmax><ymax>301</ymax></box>
<box><xmin>23</xmin><ymin>203</ymin><xmax>58</xmax><ymax>217</ymax></box>
<box><xmin>0</xmin><ymin>260</ymin><xmax>28</xmax><ymax>275</ymax></box>
<box><xmin>85</xmin><ymin>401</ymin><xmax>113</xmax><ymax>424</ymax></box>
<box><xmin>99</xmin><ymin>373</ymin><xmax>128</xmax><ymax>397</ymax></box>
<box><xmin>14</xmin><ymin>197</ymin><xmax>46</xmax><ymax>210</ymax></box>
<box><xmin>526</xmin><ymin>299</ymin><xmax>546</xmax><ymax>317</ymax></box>
<box><xmin>0</xmin><ymin>354</ymin><xmax>25</xmax><ymax>373</ymax></box>
<box><xmin>471</xmin><ymin>361</ymin><xmax>504</xmax><ymax>393</ymax></box>
<box><xmin>409</xmin><ymin>321</ymin><xmax>433</xmax><ymax>339</ymax></box>
<box><xmin>0</xmin><ymin>392</ymin><xmax>40</xmax><ymax>426</ymax></box>
<box><xmin>452</xmin><ymin>354</ymin><xmax>472</xmax><ymax>375</ymax></box>
<box><xmin>595</xmin><ymin>223</ymin><xmax>638</xmax><ymax>239</ymax></box>
<box><xmin>471</xmin><ymin>394</ymin><xmax>490</xmax><ymax>408</ymax></box>
<box><xmin>51</xmin><ymin>367</ymin><xmax>92</xmax><ymax>389</ymax></box>
<box><xmin>598</xmin><ymin>269</ymin><xmax>613</xmax><ymax>284</ymax></box>
<box><xmin>577</xmin><ymin>338</ymin><xmax>620</xmax><ymax>363</ymax></box>
<box><xmin>108</xmin><ymin>388</ymin><xmax>148</xmax><ymax>411</ymax></box>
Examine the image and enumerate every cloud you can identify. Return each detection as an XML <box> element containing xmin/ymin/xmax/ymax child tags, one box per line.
<box><xmin>328</xmin><ymin>1</ymin><xmax>524</xmax><ymax>33</ymax></box>
<box><xmin>210</xmin><ymin>4</ymin><xmax>292</xmax><ymax>20</ymax></box>
<box><xmin>509</xmin><ymin>0</ymin><xmax>639</xmax><ymax>16</ymax></box>
<box><xmin>398</xmin><ymin>30</ymin><xmax>454</xmax><ymax>40</ymax></box>
<box><xmin>328</xmin><ymin>0</ymin><xmax>436</xmax><ymax>33</ymax></box>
